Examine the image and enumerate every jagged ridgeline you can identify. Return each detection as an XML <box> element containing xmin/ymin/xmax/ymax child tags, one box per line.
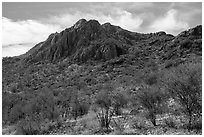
<box><xmin>23</xmin><ymin>19</ymin><xmax>128</xmax><ymax>63</ymax></box>
<box><xmin>17</xmin><ymin>19</ymin><xmax>201</xmax><ymax>64</ymax></box>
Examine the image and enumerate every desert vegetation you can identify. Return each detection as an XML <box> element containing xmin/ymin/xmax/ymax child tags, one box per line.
<box><xmin>2</xmin><ymin>21</ymin><xmax>202</xmax><ymax>135</ymax></box>
<box><xmin>2</xmin><ymin>60</ymin><xmax>202</xmax><ymax>135</ymax></box>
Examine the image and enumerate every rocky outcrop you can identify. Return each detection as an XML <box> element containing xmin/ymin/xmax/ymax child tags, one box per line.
<box><xmin>24</xmin><ymin>19</ymin><xmax>128</xmax><ymax>63</ymax></box>
<box><xmin>177</xmin><ymin>25</ymin><xmax>202</xmax><ymax>38</ymax></box>
<box><xmin>172</xmin><ymin>25</ymin><xmax>202</xmax><ymax>54</ymax></box>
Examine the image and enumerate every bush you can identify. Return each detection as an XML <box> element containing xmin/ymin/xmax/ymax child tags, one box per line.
<box><xmin>112</xmin><ymin>88</ymin><xmax>128</xmax><ymax>115</ymax></box>
<box><xmin>14</xmin><ymin>88</ymin><xmax>61</xmax><ymax>134</ymax></box>
<box><xmin>10</xmin><ymin>84</ymin><xmax>19</xmax><ymax>93</ymax></box>
<box><xmin>143</xmin><ymin>71</ymin><xmax>159</xmax><ymax>86</ymax></box>
<box><xmin>9</xmin><ymin>104</ymin><xmax>24</xmax><ymax>124</ymax></box>
<box><xmin>70</xmin><ymin>102</ymin><xmax>89</xmax><ymax>119</ymax></box>
<box><xmin>136</xmin><ymin>86</ymin><xmax>168</xmax><ymax>126</ymax></box>
<box><xmin>70</xmin><ymin>92</ymin><xmax>89</xmax><ymax>119</ymax></box>
<box><xmin>191</xmin><ymin>118</ymin><xmax>202</xmax><ymax>131</ymax></box>
<box><xmin>165</xmin><ymin>62</ymin><xmax>202</xmax><ymax>131</ymax></box>
<box><xmin>164</xmin><ymin>117</ymin><xmax>176</xmax><ymax>128</ymax></box>
<box><xmin>2</xmin><ymin>92</ymin><xmax>24</xmax><ymax>124</ymax></box>
<box><xmin>94</xmin><ymin>90</ymin><xmax>114</xmax><ymax>132</ymax></box>
<box><xmin>17</xmin><ymin>116</ymin><xmax>41</xmax><ymax>135</ymax></box>
<box><xmin>56</xmin><ymin>89</ymin><xmax>72</xmax><ymax>119</ymax></box>
<box><xmin>132</xmin><ymin>117</ymin><xmax>147</xmax><ymax>129</ymax></box>
<box><xmin>180</xmin><ymin>39</ymin><xmax>193</xmax><ymax>49</ymax></box>
<box><xmin>76</xmin><ymin>111</ymin><xmax>100</xmax><ymax>134</ymax></box>
<box><xmin>93</xmin><ymin>84</ymin><xmax>129</xmax><ymax>132</ymax></box>
<box><xmin>31</xmin><ymin>89</ymin><xmax>60</xmax><ymax>120</ymax></box>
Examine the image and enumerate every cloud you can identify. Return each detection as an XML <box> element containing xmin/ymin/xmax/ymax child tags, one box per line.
<box><xmin>2</xmin><ymin>8</ymin><xmax>144</xmax><ymax>57</ymax></box>
<box><xmin>149</xmin><ymin>9</ymin><xmax>189</xmax><ymax>35</ymax></box>
<box><xmin>46</xmin><ymin>7</ymin><xmax>143</xmax><ymax>31</ymax></box>
<box><xmin>2</xmin><ymin>17</ymin><xmax>61</xmax><ymax>46</ymax></box>
<box><xmin>106</xmin><ymin>9</ymin><xmax>143</xmax><ymax>31</ymax></box>
<box><xmin>2</xmin><ymin>44</ymin><xmax>33</xmax><ymax>57</ymax></box>
<box><xmin>2</xmin><ymin>2</ymin><xmax>201</xmax><ymax>57</ymax></box>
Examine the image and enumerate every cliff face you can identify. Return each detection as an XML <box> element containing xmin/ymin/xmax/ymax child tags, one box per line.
<box><xmin>24</xmin><ymin>19</ymin><xmax>126</xmax><ymax>63</ymax></box>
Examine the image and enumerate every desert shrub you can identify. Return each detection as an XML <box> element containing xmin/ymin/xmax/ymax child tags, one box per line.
<box><xmin>94</xmin><ymin>90</ymin><xmax>114</xmax><ymax>132</ymax></box>
<box><xmin>136</xmin><ymin>86</ymin><xmax>168</xmax><ymax>126</ymax></box>
<box><xmin>9</xmin><ymin>82</ymin><xmax>23</xmax><ymax>93</ymax></box>
<box><xmin>191</xmin><ymin>117</ymin><xmax>202</xmax><ymax>131</ymax></box>
<box><xmin>14</xmin><ymin>88</ymin><xmax>61</xmax><ymax>134</ymax></box>
<box><xmin>146</xmin><ymin>59</ymin><xmax>159</xmax><ymax>72</ymax></box>
<box><xmin>32</xmin><ymin>89</ymin><xmax>60</xmax><ymax>120</ymax></box>
<box><xmin>166</xmin><ymin>98</ymin><xmax>183</xmax><ymax>116</ymax></box>
<box><xmin>18</xmin><ymin>115</ymin><xmax>41</xmax><ymax>135</ymax></box>
<box><xmin>164</xmin><ymin>59</ymin><xmax>184</xmax><ymax>68</ymax></box>
<box><xmin>143</xmin><ymin>72</ymin><xmax>159</xmax><ymax>86</ymax></box>
<box><xmin>70</xmin><ymin>102</ymin><xmax>89</xmax><ymax>119</ymax></box>
<box><xmin>76</xmin><ymin>111</ymin><xmax>100</xmax><ymax>134</ymax></box>
<box><xmin>165</xmin><ymin>62</ymin><xmax>202</xmax><ymax>130</ymax></box>
<box><xmin>69</xmin><ymin>91</ymin><xmax>90</xmax><ymax>119</ymax></box>
<box><xmin>10</xmin><ymin>84</ymin><xmax>19</xmax><ymax>93</ymax></box>
<box><xmin>93</xmin><ymin>83</ymin><xmax>129</xmax><ymax>132</ymax></box>
<box><xmin>56</xmin><ymin>90</ymin><xmax>72</xmax><ymax>119</ymax></box>
<box><xmin>164</xmin><ymin>117</ymin><xmax>176</xmax><ymax>128</ymax></box>
<box><xmin>132</xmin><ymin>117</ymin><xmax>147</xmax><ymax>129</ymax></box>
<box><xmin>110</xmin><ymin>113</ymin><xmax>130</xmax><ymax>134</ymax></box>
<box><xmin>58</xmin><ymin>61</ymin><xmax>67</xmax><ymax>71</ymax></box>
<box><xmin>112</xmin><ymin>88</ymin><xmax>128</xmax><ymax>115</ymax></box>
<box><xmin>180</xmin><ymin>39</ymin><xmax>193</xmax><ymax>49</ymax></box>
<box><xmin>2</xmin><ymin>92</ymin><xmax>25</xmax><ymax>124</ymax></box>
<box><xmin>9</xmin><ymin>104</ymin><xmax>24</xmax><ymax>124</ymax></box>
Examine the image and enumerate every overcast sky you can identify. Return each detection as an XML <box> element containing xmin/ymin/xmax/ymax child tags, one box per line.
<box><xmin>2</xmin><ymin>2</ymin><xmax>202</xmax><ymax>57</ymax></box>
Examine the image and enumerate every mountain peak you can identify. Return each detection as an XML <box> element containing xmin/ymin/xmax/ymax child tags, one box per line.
<box><xmin>73</xmin><ymin>18</ymin><xmax>87</xmax><ymax>29</ymax></box>
<box><xmin>86</xmin><ymin>19</ymin><xmax>101</xmax><ymax>27</ymax></box>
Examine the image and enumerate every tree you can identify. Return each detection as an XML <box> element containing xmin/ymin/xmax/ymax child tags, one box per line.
<box><xmin>166</xmin><ymin>62</ymin><xmax>202</xmax><ymax>131</ymax></box>
<box><xmin>135</xmin><ymin>70</ymin><xmax>168</xmax><ymax>126</ymax></box>
<box><xmin>70</xmin><ymin>99</ymin><xmax>89</xmax><ymax>120</ymax></box>
<box><xmin>136</xmin><ymin>86</ymin><xmax>167</xmax><ymax>126</ymax></box>
<box><xmin>56</xmin><ymin>89</ymin><xmax>72</xmax><ymax>119</ymax></box>
<box><xmin>69</xmin><ymin>90</ymin><xmax>89</xmax><ymax>119</ymax></box>
<box><xmin>94</xmin><ymin>85</ymin><xmax>128</xmax><ymax>132</ymax></box>
<box><xmin>2</xmin><ymin>92</ymin><xmax>25</xmax><ymax>124</ymax></box>
<box><xmin>17</xmin><ymin>88</ymin><xmax>60</xmax><ymax>134</ymax></box>
<box><xmin>35</xmin><ymin>88</ymin><xmax>60</xmax><ymax>121</ymax></box>
<box><xmin>94</xmin><ymin>90</ymin><xmax>114</xmax><ymax>132</ymax></box>
<box><xmin>112</xmin><ymin>88</ymin><xmax>128</xmax><ymax>115</ymax></box>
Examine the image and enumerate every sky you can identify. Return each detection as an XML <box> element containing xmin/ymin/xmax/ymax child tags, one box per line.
<box><xmin>2</xmin><ymin>2</ymin><xmax>202</xmax><ymax>57</ymax></box>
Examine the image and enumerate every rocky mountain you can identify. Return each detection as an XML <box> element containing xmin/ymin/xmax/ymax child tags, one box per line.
<box><xmin>18</xmin><ymin>19</ymin><xmax>201</xmax><ymax>66</ymax></box>
<box><xmin>23</xmin><ymin>19</ymin><xmax>126</xmax><ymax>63</ymax></box>
<box><xmin>2</xmin><ymin>19</ymin><xmax>202</xmax><ymax>135</ymax></box>
<box><xmin>2</xmin><ymin>19</ymin><xmax>202</xmax><ymax>96</ymax></box>
<box><xmin>2</xmin><ymin>19</ymin><xmax>202</xmax><ymax>92</ymax></box>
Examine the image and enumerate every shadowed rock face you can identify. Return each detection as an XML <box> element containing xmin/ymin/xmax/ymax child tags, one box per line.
<box><xmin>24</xmin><ymin>19</ymin><xmax>129</xmax><ymax>63</ymax></box>
<box><xmin>24</xmin><ymin>19</ymin><xmax>124</xmax><ymax>61</ymax></box>
<box><xmin>22</xmin><ymin>19</ymin><xmax>201</xmax><ymax>64</ymax></box>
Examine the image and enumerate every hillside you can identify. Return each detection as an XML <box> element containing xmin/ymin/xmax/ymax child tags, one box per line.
<box><xmin>2</xmin><ymin>19</ymin><xmax>202</xmax><ymax>135</ymax></box>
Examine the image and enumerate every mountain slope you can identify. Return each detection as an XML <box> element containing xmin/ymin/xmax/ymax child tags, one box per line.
<box><xmin>2</xmin><ymin>19</ymin><xmax>202</xmax><ymax>97</ymax></box>
<box><xmin>2</xmin><ymin>19</ymin><xmax>202</xmax><ymax>135</ymax></box>
<box><xmin>19</xmin><ymin>19</ymin><xmax>201</xmax><ymax>65</ymax></box>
